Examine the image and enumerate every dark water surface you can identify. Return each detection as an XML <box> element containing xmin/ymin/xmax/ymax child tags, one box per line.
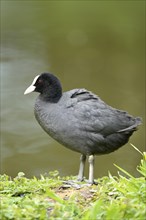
<box><xmin>1</xmin><ymin>1</ymin><xmax>145</xmax><ymax>179</ymax></box>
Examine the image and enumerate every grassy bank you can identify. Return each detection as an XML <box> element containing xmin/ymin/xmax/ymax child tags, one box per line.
<box><xmin>0</xmin><ymin>146</ymin><xmax>146</xmax><ymax>220</ymax></box>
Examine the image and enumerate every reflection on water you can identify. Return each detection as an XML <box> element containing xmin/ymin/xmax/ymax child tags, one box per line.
<box><xmin>1</xmin><ymin>1</ymin><xmax>145</xmax><ymax>178</ymax></box>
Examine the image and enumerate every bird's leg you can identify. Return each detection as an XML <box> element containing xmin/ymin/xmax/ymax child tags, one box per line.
<box><xmin>88</xmin><ymin>155</ymin><xmax>95</xmax><ymax>184</ymax></box>
<box><xmin>77</xmin><ymin>154</ymin><xmax>86</xmax><ymax>181</ymax></box>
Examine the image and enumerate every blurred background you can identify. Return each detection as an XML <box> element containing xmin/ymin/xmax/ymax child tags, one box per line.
<box><xmin>1</xmin><ymin>1</ymin><xmax>145</xmax><ymax>179</ymax></box>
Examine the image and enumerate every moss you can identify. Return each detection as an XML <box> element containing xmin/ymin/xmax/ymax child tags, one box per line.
<box><xmin>0</xmin><ymin>146</ymin><xmax>146</xmax><ymax>220</ymax></box>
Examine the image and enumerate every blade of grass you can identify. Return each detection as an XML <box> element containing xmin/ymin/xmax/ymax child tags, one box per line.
<box><xmin>130</xmin><ymin>143</ymin><xmax>143</xmax><ymax>155</ymax></box>
<box><xmin>114</xmin><ymin>164</ymin><xmax>134</xmax><ymax>178</ymax></box>
<box><xmin>45</xmin><ymin>189</ymin><xmax>65</xmax><ymax>204</ymax></box>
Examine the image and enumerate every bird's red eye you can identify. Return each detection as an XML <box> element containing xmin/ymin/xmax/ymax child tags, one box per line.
<box><xmin>38</xmin><ymin>79</ymin><xmax>43</xmax><ymax>84</ymax></box>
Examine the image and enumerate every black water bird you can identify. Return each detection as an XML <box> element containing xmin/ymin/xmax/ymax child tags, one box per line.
<box><xmin>24</xmin><ymin>73</ymin><xmax>142</xmax><ymax>184</ymax></box>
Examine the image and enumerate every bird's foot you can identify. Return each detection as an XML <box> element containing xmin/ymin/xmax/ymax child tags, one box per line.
<box><xmin>86</xmin><ymin>179</ymin><xmax>98</xmax><ymax>185</ymax></box>
<box><xmin>62</xmin><ymin>177</ymin><xmax>98</xmax><ymax>189</ymax></box>
<box><xmin>77</xmin><ymin>176</ymin><xmax>85</xmax><ymax>182</ymax></box>
<box><xmin>62</xmin><ymin>180</ymin><xmax>82</xmax><ymax>189</ymax></box>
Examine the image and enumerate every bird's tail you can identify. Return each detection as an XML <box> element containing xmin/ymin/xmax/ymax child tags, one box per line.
<box><xmin>118</xmin><ymin>117</ymin><xmax>142</xmax><ymax>133</ymax></box>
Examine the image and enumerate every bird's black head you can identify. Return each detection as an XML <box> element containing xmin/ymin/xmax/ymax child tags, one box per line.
<box><xmin>24</xmin><ymin>72</ymin><xmax>62</xmax><ymax>102</ymax></box>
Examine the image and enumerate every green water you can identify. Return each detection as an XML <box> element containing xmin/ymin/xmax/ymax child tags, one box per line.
<box><xmin>1</xmin><ymin>1</ymin><xmax>145</xmax><ymax>178</ymax></box>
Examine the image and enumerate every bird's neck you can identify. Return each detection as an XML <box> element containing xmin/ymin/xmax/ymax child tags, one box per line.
<box><xmin>40</xmin><ymin>85</ymin><xmax>62</xmax><ymax>103</ymax></box>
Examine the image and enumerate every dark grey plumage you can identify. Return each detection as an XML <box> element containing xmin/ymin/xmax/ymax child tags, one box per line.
<box><xmin>24</xmin><ymin>72</ymin><xmax>142</xmax><ymax>184</ymax></box>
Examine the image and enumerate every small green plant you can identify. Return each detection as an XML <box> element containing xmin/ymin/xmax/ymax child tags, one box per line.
<box><xmin>0</xmin><ymin>145</ymin><xmax>145</xmax><ymax>220</ymax></box>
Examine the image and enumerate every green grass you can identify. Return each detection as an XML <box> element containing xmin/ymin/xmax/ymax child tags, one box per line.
<box><xmin>0</xmin><ymin>146</ymin><xmax>146</xmax><ymax>220</ymax></box>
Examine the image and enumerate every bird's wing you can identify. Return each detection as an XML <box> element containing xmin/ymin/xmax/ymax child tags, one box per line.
<box><xmin>64</xmin><ymin>89</ymin><xmax>141</xmax><ymax>136</ymax></box>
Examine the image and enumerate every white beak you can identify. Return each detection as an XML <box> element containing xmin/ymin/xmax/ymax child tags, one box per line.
<box><xmin>24</xmin><ymin>75</ymin><xmax>40</xmax><ymax>95</ymax></box>
<box><xmin>24</xmin><ymin>85</ymin><xmax>36</xmax><ymax>95</ymax></box>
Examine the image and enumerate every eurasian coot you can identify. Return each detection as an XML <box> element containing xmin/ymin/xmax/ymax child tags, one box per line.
<box><xmin>24</xmin><ymin>73</ymin><xmax>142</xmax><ymax>184</ymax></box>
